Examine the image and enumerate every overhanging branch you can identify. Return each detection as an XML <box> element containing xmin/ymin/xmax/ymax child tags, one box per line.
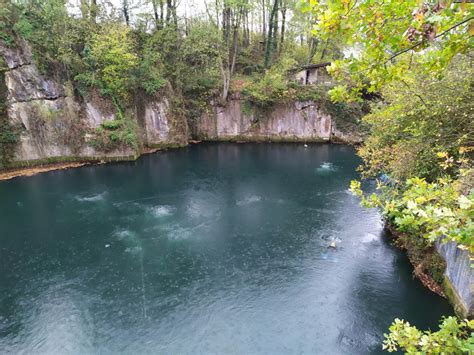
<box><xmin>384</xmin><ymin>16</ymin><xmax>473</xmax><ymax>65</ymax></box>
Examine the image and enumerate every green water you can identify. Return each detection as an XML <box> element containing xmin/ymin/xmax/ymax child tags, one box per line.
<box><xmin>0</xmin><ymin>143</ymin><xmax>452</xmax><ymax>354</ymax></box>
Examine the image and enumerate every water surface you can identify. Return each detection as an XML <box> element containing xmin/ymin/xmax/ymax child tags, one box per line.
<box><xmin>0</xmin><ymin>143</ymin><xmax>452</xmax><ymax>354</ymax></box>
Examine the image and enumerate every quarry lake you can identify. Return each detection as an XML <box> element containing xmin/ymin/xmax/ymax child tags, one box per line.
<box><xmin>0</xmin><ymin>143</ymin><xmax>452</xmax><ymax>354</ymax></box>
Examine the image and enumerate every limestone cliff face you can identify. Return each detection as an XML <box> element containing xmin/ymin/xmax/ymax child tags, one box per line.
<box><xmin>195</xmin><ymin>97</ymin><xmax>363</xmax><ymax>144</ymax></box>
<box><xmin>436</xmin><ymin>240</ymin><xmax>474</xmax><ymax>318</ymax></box>
<box><xmin>0</xmin><ymin>40</ymin><xmax>188</xmax><ymax>167</ymax></box>
<box><xmin>1</xmin><ymin>39</ymin><xmax>361</xmax><ymax>170</ymax></box>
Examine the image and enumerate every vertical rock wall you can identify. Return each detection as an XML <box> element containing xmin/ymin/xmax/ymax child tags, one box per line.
<box><xmin>436</xmin><ymin>241</ymin><xmax>474</xmax><ymax>318</ymax></box>
<box><xmin>195</xmin><ymin>98</ymin><xmax>362</xmax><ymax>144</ymax></box>
<box><xmin>0</xmin><ymin>40</ymin><xmax>187</xmax><ymax>167</ymax></box>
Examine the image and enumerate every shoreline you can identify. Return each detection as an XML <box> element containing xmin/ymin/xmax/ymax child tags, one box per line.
<box><xmin>0</xmin><ymin>161</ymin><xmax>94</xmax><ymax>181</ymax></box>
<box><xmin>0</xmin><ymin>140</ymin><xmax>354</xmax><ymax>181</ymax></box>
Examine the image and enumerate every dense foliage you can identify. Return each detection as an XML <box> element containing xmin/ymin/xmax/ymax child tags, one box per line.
<box><xmin>305</xmin><ymin>0</ymin><xmax>474</xmax><ymax>352</ymax></box>
<box><xmin>76</xmin><ymin>24</ymin><xmax>139</xmax><ymax>106</ymax></box>
<box><xmin>308</xmin><ymin>0</ymin><xmax>474</xmax><ymax>102</ymax></box>
<box><xmin>383</xmin><ymin>317</ymin><xmax>474</xmax><ymax>353</ymax></box>
<box><xmin>351</xmin><ymin>173</ymin><xmax>474</xmax><ymax>253</ymax></box>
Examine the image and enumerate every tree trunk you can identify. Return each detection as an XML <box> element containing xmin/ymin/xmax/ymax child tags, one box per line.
<box><xmin>279</xmin><ymin>2</ymin><xmax>286</xmax><ymax>53</ymax></box>
<box><xmin>160</xmin><ymin>0</ymin><xmax>164</xmax><ymax>28</ymax></box>
<box><xmin>264</xmin><ymin>0</ymin><xmax>278</xmax><ymax>68</ymax></box>
<box><xmin>123</xmin><ymin>0</ymin><xmax>130</xmax><ymax>26</ymax></box>
<box><xmin>271</xmin><ymin>1</ymin><xmax>278</xmax><ymax>52</ymax></box>
<box><xmin>215</xmin><ymin>0</ymin><xmax>220</xmax><ymax>30</ymax></box>
<box><xmin>90</xmin><ymin>0</ymin><xmax>97</xmax><ymax>23</ymax></box>
<box><xmin>219</xmin><ymin>56</ymin><xmax>230</xmax><ymax>102</ymax></box>
<box><xmin>320</xmin><ymin>39</ymin><xmax>329</xmax><ymax>60</ymax></box>
<box><xmin>307</xmin><ymin>37</ymin><xmax>319</xmax><ymax>64</ymax></box>
<box><xmin>166</xmin><ymin>0</ymin><xmax>172</xmax><ymax>26</ymax></box>
<box><xmin>230</xmin><ymin>23</ymin><xmax>239</xmax><ymax>74</ymax></box>
<box><xmin>80</xmin><ymin>0</ymin><xmax>88</xmax><ymax>20</ymax></box>
<box><xmin>261</xmin><ymin>0</ymin><xmax>266</xmax><ymax>46</ymax></box>
<box><xmin>243</xmin><ymin>8</ymin><xmax>250</xmax><ymax>47</ymax></box>
<box><xmin>152</xmin><ymin>0</ymin><xmax>159</xmax><ymax>28</ymax></box>
<box><xmin>172</xmin><ymin>0</ymin><xmax>178</xmax><ymax>28</ymax></box>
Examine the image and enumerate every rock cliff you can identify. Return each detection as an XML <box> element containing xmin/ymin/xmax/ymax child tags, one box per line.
<box><xmin>0</xmin><ymin>39</ymin><xmax>188</xmax><ymax>168</ymax></box>
<box><xmin>436</xmin><ymin>240</ymin><xmax>474</xmax><ymax>318</ymax></box>
<box><xmin>194</xmin><ymin>96</ymin><xmax>363</xmax><ymax>144</ymax></box>
<box><xmin>1</xmin><ymin>40</ymin><xmax>360</xmax><ymax>170</ymax></box>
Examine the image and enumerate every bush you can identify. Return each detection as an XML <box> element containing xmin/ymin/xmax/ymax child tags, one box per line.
<box><xmin>357</xmin><ymin>56</ymin><xmax>474</xmax><ymax>182</ymax></box>
<box><xmin>383</xmin><ymin>317</ymin><xmax>474</xmax><ymax>353</ymax></box>
<box><xmin>91</xmin><ymin>118</ymin><xmax>139</xmax><ymax>152</ymax></box>
<box><xmin>351</xmin><ymin>169</ymin><xmax>474</xmax><ymax>253</ymax></box>
<box><xmin>76</xmin><ymin>24</ymin><xmax>139</xmax><ymax>107</ymax></box>
<box><xmin>0</xmin><ymin>119</ymin><xmax>19</xmax><ymax>169</ymax></box>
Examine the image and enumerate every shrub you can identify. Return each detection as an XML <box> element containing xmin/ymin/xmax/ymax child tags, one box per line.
<box><xmin>383</xmin><ymin>317</ymin><xmax>474</xmax><ymax>353</ymax></box>
<box><xmin>76</xmin><ymin>24</ymin><xmax>139</xmax><ymax>107</ymax></box>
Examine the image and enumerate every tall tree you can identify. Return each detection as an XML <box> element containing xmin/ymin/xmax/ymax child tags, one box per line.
<box><xmin>264</xmin><ymin>0</ymin><xmax>279</xmax><ymax>68</ymax></box>
<box><xmin>279</xmin><ymin>0</ymin><xmax>286</xmax><ymax>52</ymax></box>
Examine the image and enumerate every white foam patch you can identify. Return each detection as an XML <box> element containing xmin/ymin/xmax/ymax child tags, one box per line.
<box><xmin>114</xmin><ymin>229</ymin><xmax>136</xmax><ymax>241</ymax></box>
<box><xmin>186</xmin><ymin>199</ymin><xmax>220</xmax><ymax>219</ymax></box>
<box><xmin>158</xmin><ymin>221</ymin><xmax>209</xmax><ymax>241</ymax></box>
<box><xmin>236</xmin><ymin>195</ymin><xmax>262</xmax><ymax>206</ymax></box>
<box><xmin>360</xmin><ymin>233</ymin><xmax>379</xmax><ymax>244</ymax></box>
<box><xmin>148</xmin><ymin>205</ymin><xmax>176</xmax><ymax>218</ymax></box>
<box><xmin>315</xmin><ymin>162</ymin><xmax>338</xmax><ymax>174</ymax></box>
<box><xmin>75</xmin><ymin>192</ymin><xmax>107</xmax><ymax>202</ymax></box>
<box><xmin>125</xmin><ymin>246</ymin><xmax>143</xmax><ymax>254</ymax></box>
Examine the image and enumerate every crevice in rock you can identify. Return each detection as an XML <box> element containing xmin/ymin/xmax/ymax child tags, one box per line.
<box><xmin>2</xmin><ymin>62</ymin><xmax>32</xmax><ymax>72</ymax></box>
<box><xmin>298</xmin><ymin>104</ymin><xmax>315</xmax><ymax>111</ymax></box>
<box><xmin>8</xmin><ymin>95</ymin><xmax>67</xmax><ymax>104</ymax></box>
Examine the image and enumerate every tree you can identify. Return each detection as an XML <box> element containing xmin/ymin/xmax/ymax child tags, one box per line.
<box><xmin>308</xmin><ymin>0</ymin><xmax>474</xmax><ymax>101</ymax></box>
<box><xmin>264</xmin><ymin>0</ymin><xmax>279</xmax><ymax>68</ymax></box>
<box><xmin>77</xmin><ymin>24</ymin><xmax>139</xmax><ymax>106</ymax></box>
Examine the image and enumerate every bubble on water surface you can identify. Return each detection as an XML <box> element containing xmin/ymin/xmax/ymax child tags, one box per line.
<box><xmin>360</xmin><ymin>233</ymin><xmax>379</xmax><ymax>244</ymax></box>
<box><xmin>159</xmin><ymin>221</ymin><xmax>210</xmax><ymax>241</ymax></box>
<box><xmin>236</xmin><ymin>195</ymin><xmax>262</xmax><ymax>206</ymax></box>
<box><xmin>75</xmin><ymin>192</ymin><xmax>107</xmax><ymax>202</ymax></box>
<box><xmin>148</xmin><ymin>205</ymin><xmax>176</xmax><ymax>218</ymax></box>
<box><xmin>185</xmin><ymin>198</ymin><xmax>221</xmax><ymax>220</ymax></box>
<box><xmin>315</xmin><ymin>162</ymin><xmax>338</xmax><ymax>174</ymax></box>
<box><xmin>125</xmin><ymin>246</ymin><xmax>143</xmax><ymax>254</ymax></box>
<box><xmin>114</xmin><ymin>229</ymin><xmax>136</xmax><ymax>241</ymax></box>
